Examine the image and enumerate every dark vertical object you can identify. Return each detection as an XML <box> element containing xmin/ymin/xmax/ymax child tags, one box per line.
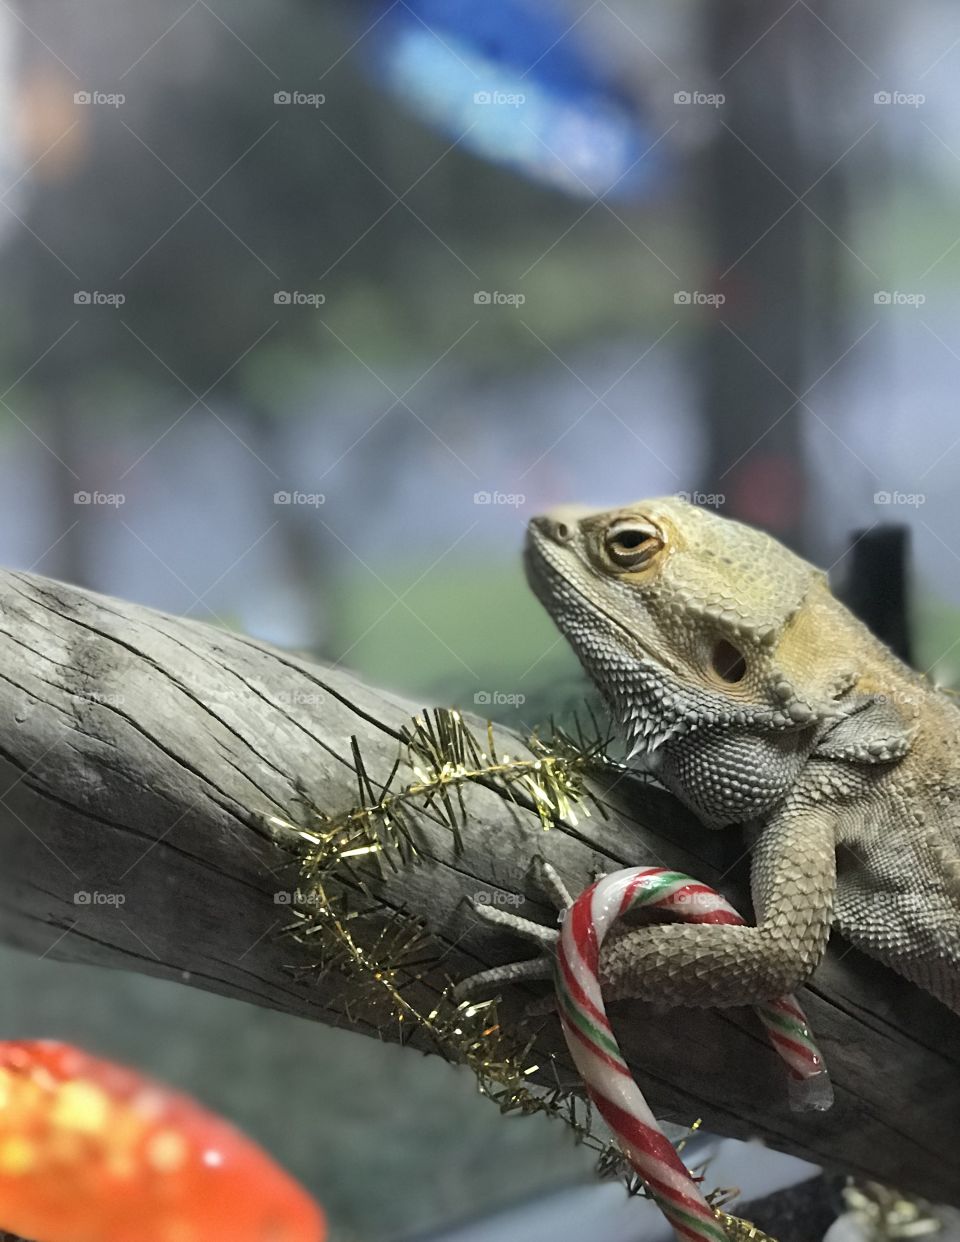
<box><xmin>698</xmin><ymin>1</ymin><xmax>850</xmax><ymax>554</ymax></box>
<box><xmin>738</xmin><ymin>1174</ymin><xmax>845</xmax><ymax>1242</ymax></box>
<box><xmin>840</xmin><ymin>525</ymin><xmax>912</xmax><ymax>664</ymax></box>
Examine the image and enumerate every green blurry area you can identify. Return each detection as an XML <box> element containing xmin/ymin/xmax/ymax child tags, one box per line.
<box><xmin>327</xmin><ymin>559</ymin><xmax>569</xmax><ymax>696</ymax></box>
<box><xmin>915</xmin><ymin>595</ymin><xmax>960</xmax><ymax>688</ymax></box>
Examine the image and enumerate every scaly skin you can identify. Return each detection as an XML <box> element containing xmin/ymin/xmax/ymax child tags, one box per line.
<box><xmin>471</xmin><ymin>497</ymin><xmax>960</xmax><ymax>1013</ymax></box>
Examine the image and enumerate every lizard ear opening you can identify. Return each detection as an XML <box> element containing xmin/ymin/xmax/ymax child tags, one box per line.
<box><xmin>710</xmin><ymin>639</ymin><xmax>747</xmax><ymax>683</ymax></box>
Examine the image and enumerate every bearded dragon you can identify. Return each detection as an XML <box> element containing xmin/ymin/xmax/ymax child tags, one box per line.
<box><xmin>467</xmin><ymin>496</ymin><xmax>960</xmax><ymax>1014</ymax></box>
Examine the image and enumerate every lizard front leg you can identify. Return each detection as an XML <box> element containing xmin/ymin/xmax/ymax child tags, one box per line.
<box><xmin>455</xmin><ymin>857</ymin><xmax>571</xmax><ymax>998</ymax></box>
<box><xmin>600</xmin><ymin>805</ymin><xmax>838</xmax><ymax>1006</ymax></box>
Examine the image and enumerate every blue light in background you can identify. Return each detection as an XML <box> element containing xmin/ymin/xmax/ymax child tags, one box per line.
<box><xmin>366</xmin><ymin>0</ymin><xmax>665</xmax><ymax>200</ymax></box>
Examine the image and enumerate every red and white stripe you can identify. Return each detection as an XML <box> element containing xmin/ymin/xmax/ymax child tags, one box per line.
<box><xmin>554</xmin><ymin>867</ymin><xmax>831</xmax><ymax>1241</ymax></box>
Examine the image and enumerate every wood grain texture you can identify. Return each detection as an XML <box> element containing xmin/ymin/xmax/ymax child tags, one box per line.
<box><xmin>0</xmin><ymin>568</ymin><xmax>956</xmax><ymax>1204</ymax></box>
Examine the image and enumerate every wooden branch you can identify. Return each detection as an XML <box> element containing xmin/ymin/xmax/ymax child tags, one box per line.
<box><xmin>0</xmin><ymin>568</ymin><xmax>957</xmax><ymax>1204</ymax></box>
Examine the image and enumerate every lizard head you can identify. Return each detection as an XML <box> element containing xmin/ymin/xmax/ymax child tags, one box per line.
<box><xmin>525</xmin><ymin>496</ymin><xmax>875</xmax><ymax>823</ymax></box>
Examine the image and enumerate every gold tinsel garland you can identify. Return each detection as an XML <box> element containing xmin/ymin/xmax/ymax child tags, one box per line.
<box><xmin>840</xmin><ymin>1181</ymin><xmax>941</xmax><ymax>1238</ymax></box>
<box><xmin>264</xmin><ymin>707</ymin><xmax>787</xmax><ymax>1241</ymax></box>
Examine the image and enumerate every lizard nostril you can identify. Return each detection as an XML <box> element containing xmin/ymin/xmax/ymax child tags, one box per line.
<box><xmin>554</xmin><ymin>522</ymin><xmax>571</xmax><ymax>541</ymax></box>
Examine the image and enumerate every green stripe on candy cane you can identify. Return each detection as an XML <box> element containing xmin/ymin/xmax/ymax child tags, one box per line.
<box><xmin>554</xmin><ymin>866</ymin><xmax>832</xmax><ymax>1242</ymax></box>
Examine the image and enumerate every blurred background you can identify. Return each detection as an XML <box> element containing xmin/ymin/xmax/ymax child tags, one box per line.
<box><xmin>0</xmin><ymin>0</ymin><xmax>958</xmax><ymax>1238</ymax></box>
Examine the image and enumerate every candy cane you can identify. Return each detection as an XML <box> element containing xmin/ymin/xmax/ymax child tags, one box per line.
<box><xmin>555</xmin><ymin>867</ymin><xmax>831</xmax><ymax>1242</ymax></box>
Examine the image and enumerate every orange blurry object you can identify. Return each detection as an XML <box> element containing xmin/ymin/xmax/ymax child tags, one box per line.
<box><xmin>0</xmin><ymin>1041</ymin><xmax>326</xmax><ymax>1242</ymax></box>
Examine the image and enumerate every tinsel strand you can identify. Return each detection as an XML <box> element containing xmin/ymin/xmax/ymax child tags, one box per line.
<box><xmin>271</xmin><ymin>708</ymin><xmax>781</xmax><ymax>1239</ymax></box>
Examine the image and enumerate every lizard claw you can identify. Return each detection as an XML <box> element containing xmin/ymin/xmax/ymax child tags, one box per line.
<box><xmin>531</xmin><ymin>855</ymin><xmax>576</xmax><ymax>909</ymax></box>
<box><xmin>455</xmin><ymin>857</ymin><xmax>573</xmax><ymax>999</ymax></box>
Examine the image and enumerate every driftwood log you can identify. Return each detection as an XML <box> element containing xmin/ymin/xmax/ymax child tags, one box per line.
<box><xmin>0</xmin><ymin>567</ymin><xmax>956</xmax><ymax>1205</ymax></box>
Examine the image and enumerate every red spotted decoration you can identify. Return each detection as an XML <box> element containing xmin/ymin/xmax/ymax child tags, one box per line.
<box><xmin>0</xmin><ymin>1041</ymin><xmax>326</xmax><ymax>1242</ymax></box>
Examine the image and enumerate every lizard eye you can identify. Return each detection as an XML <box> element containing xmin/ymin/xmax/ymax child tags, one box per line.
<box><xmin>604</xmin><ymin>520</ymin><xmax>663</xmax><ymax>570</ymax></box>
